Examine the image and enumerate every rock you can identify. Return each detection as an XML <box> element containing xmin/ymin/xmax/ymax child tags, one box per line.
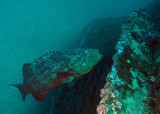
<box><xmin>76</xmin><ymin>17</ymin><xmax>126</xmax><ymax>54</ymax></box>
<box><xmin>97</xmin><ymin>10</ymin><xmax>160</xmax><ymax>113</ymax></box>
<box><xmin>49</xmin><ymin>1</ymin><xmax>160</xmax><ymax>114</ymax></box>
<box><xmin>48</xmin><ymin>17</ymin><xmax>126</xmax><ymax>114</ymax></box>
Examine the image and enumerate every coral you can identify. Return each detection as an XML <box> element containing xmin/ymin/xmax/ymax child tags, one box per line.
<box><xmin>97</xmin><ymin>10</ymin><xmax>160</xmax><ymax>113</ymax></box>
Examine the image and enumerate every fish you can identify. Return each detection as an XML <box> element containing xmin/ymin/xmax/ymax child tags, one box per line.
<box><xmin>11</xmin><ymin>48</ymin><xmax>103</xmax><ymax>102</ymax></box>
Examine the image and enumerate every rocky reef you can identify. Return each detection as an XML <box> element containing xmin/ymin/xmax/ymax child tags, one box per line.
<box><xmin>76</xmin><ymin>17</ymin><xmax>126</xmax><ymax>54</ymax></box>
<box><xmin>48</xmin><ymin>13</ymin><xmax>126</xmax><ymax>114</ymax></box>
<box><xmin>48</xmin><ymin>1</ymin><xmax>160</xmax><ymax>114</ymax></box>
<box><xmin>97</xmin><ymin>10</ymin><xmax>160</xmax><ymax>114</ymax></box>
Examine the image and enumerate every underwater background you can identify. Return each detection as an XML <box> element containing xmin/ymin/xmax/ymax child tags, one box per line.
<box><xmin>0</xmin><ymin>0</ymin><xmax>155</xmax><ymax>114</ymax></box>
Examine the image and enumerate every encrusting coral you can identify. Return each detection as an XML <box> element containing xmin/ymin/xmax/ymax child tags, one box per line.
<box><xmin>97</xmin><ymin>10</ymin><xmax>160</xmax><ymax>113</ymax></box>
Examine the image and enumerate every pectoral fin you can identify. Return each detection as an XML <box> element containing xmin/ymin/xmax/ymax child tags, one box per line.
<box><xmin>32</xmin><ymin>91</ymin><xmax>48</xmax><ymax>102</ymax></box>
<box><xmin>57</xmin><ymin>72</ymin><xmax>75</xmax><ymax>84</ymax></box>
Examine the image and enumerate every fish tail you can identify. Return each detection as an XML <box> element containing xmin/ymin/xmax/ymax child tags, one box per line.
<box><xmin>10</xmin><ymin>84</ymin><xmax>28</xmax><ymax>101</ymax></box>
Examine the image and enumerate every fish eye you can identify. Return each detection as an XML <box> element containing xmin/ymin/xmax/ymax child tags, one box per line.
<box><xmin>82</xmin><ymin>62</ymin><xmax>87</xmax><ymax>68</ymax></box>
<box><xmin>84</xmin><ymin>50</ymin><xmax>90</xmax><ymax>56</ymax></box>
<box><xmin>85</xmin><ymin>50</ymin><xmax>89</xmax><ymax>54</ymax></box>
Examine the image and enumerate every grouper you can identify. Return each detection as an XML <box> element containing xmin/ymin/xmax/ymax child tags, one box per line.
<box><xmin>11</xmin><ymin>48</ymin><xmax>103</xmax><ymax>102</ymax></box>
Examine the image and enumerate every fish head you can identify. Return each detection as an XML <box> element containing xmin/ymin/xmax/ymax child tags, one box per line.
<box><xmin>68</xmin><ymin>48</ymin><xmax>103</xmax><ymax>76</ymax></box>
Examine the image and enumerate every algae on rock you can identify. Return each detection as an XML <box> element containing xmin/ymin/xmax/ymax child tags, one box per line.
<box><xmin>97</xmin><ymin>10</ymin><xmax>160</xmax><ymax>113</ymax></box>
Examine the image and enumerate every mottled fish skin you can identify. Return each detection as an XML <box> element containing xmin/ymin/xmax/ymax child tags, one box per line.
<box><xmin>11</xmin><ymin>48</ymin><xmax>103</xmax><ymax>101</ymax></box>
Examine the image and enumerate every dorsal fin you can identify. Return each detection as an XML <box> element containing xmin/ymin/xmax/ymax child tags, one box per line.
<box><xmin>23</xmin><ymin>63</ymin><xmax>32</xmax><ymax>82</ymax></box>
<box><xmin>34</xmin><ymin>51</ymin><xmax>58</xmax><ymax>62</ymax></box>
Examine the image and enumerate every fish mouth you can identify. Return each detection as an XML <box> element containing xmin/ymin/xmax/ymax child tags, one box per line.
<box><xmin>96</xmin><ymin>49</ymin><xmax>103</xmax><ymax>61</ymax></box>
<box><xmin>153</xmin><ymin>49</ymin><xmax>160</xmax><ymax>63</ymax></box>
<box><xmin>93</xmin><ymin>49</ymin><xmax>103</xmax><ymax>63</ymax></box>
<box><xmin>99</xmin><ymin>52</ymin><xmax>103</xmax><ymax>59</ymax></box>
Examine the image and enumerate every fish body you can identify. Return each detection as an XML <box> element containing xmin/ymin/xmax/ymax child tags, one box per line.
<box><xmin>11</xmin><ymin>48</ymin><xmax>102</xmax><ymax>101</ymax></box>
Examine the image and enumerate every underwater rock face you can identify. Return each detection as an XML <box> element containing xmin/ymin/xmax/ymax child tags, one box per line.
<box><xmin>11</xmin><ymin>48</ymin><xmax>102</xmax><ymax>102</ymax></box>
<box><xmin>75</xmin><ymin>17</ymin><xmax>126</xmax><ymax>54</ymax></box>
<box><xmin>97</xmin><ymin>10</ymin><xmax>160</xmax><ymax>113</ymax></box>
<box><xmin>48</xmin><ymin>17</ymin><xmax>128</xmax><ymax>114</ymax></box>
<box><xmin>48</xmin><ymin>17</ymin><xmax>126</xmax><ymax>114</ymax></box>
<box><xmin>143</xmin><ymin>0</ymin><xmax>160</xmax><ymax>30</ymax></box>
<box><xmin>48</xmin><ymin>2</ymin><xmax>160</xmax><ymax>113</ymax></box>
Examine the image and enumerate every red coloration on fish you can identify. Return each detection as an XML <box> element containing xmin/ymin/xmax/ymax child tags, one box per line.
<box><xmin>57</xmin><ymin>72</ymin><xmax>74</xmax><ymax>79</ymax></box>
<box><xmin>11</xmin><ymin>49</ymin><xmax>103</xmax><ymax>101</ymax></box>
